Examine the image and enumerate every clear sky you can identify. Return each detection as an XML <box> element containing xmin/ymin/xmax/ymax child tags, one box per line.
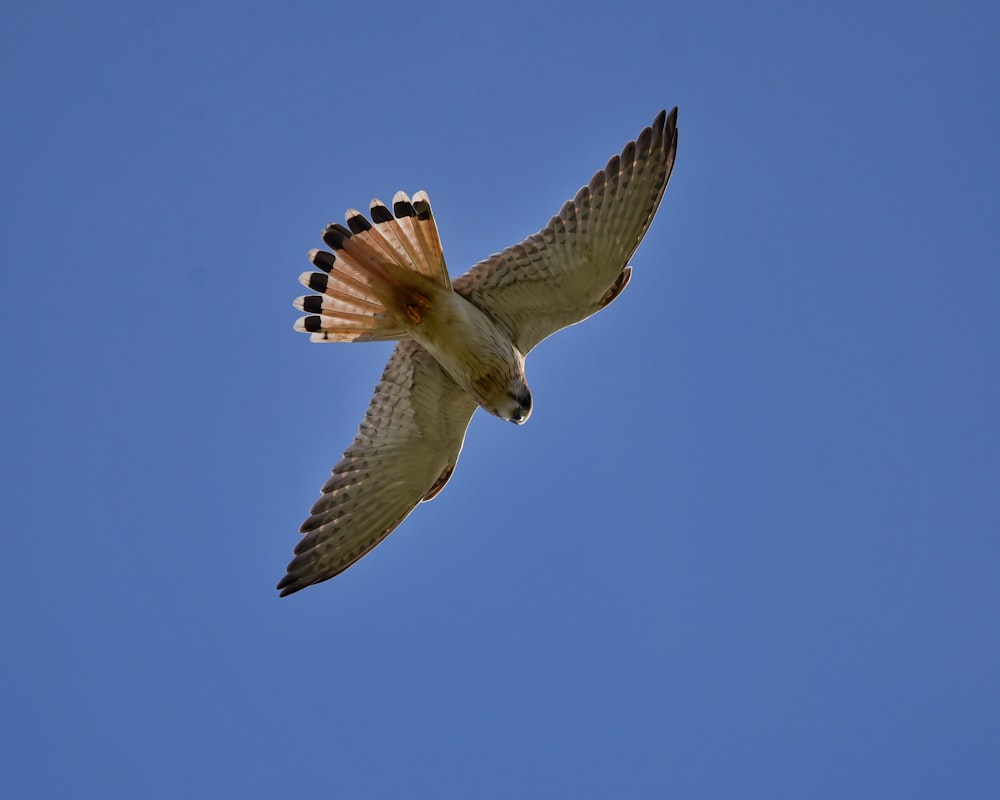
<box><xmin>3</xmin><ymin>1</ymin><xmax>998</xmax><ymax>797</ymax></box>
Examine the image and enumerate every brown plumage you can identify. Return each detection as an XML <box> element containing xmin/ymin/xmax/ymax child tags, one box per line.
<box><xmin>279</xmin><ymin>108</ymin><xmax>678</xmax><ymax>596</ymax></box>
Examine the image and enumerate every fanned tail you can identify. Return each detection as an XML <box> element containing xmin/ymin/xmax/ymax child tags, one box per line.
<box><xmin>294</xmin><ymin>190</ymin><xmax>451</xmax><ymax>343</ymax></box>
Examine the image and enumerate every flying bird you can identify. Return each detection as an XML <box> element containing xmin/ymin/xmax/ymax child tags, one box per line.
<box><xmin>278</xmin><ymin>108</ymin><xmax>678</xmax><ymax>596</ymax></box>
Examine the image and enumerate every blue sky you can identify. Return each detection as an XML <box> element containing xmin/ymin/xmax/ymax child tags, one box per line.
<box><xmin>3</xmin><ymin>1</ymin><xmax>999</xmax><ymax>797</ymax></box>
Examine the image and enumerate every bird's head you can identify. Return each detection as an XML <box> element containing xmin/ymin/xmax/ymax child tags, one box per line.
<box><xmin>493</xmin><ymin>383</ymin><xmax>532</xmax><ymax>425</ymax></box>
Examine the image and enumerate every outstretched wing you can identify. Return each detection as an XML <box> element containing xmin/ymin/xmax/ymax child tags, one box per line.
<box><xmin>452</xmin><ymin>108</ymin><xmax>678</xmax><ymax>354</ymax></box>
<box><xmin>278</xmin><ymin>340</ymin><xmax>478</xmax><ymax>596</ymax></box>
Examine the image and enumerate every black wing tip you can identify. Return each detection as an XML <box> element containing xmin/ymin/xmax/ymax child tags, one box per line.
<box><xmin>277</xmin><ymin>559</ymin><xmax>346</xmax><ymax>595</ymax></box>
<box><xmin>588</xmin><ymin>166</ymin><xmax>607</xmax><ymax>193</ymax></box>
<box><xmin>637</xmin><ymin>108</ymin><xmax>678</xmax><ymax>157</ymax></box>
<box><xmin>277</xmin><ymin>558</ymin><xmax>322</xmax><ymax>596</ymax></box>
<box><xmin>658</xmin><ymin>107</ymin><xmax>679</xmax><ymax>151</ymax></box>
<box><xmin>621</xmin><ymin>139</ymin><xmax>637</xmax><ymax>167</ymax></box>
<box><xmin>662</xmin><ymin>107</ymin><xmax>679</xmax><ymax>174</ymax></box>
<box><xmin>655</xmin><ymin>107</ymin><xmax>678</xmax><ymax>132</ymax></box>
<box><xmin>276</xmin><ymin>575</ymin><xmax>304</xmax><ymax>597</ymax></box>
<box><xmin>609</xmin><ymin>107</ymin><xmax>679</xmax><ymax>173</ymax></box>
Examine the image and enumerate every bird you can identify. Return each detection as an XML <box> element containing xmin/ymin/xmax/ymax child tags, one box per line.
<box><xmin>278</xmin><ymin>108</ymin><xmax>678</xmax><ymax>596</ymax></box>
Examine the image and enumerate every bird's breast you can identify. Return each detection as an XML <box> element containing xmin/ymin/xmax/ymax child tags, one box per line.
<box><xmin>408</xmin><ymin>291</ymin><xmax>524</xmax><ymax>410</ymax></box>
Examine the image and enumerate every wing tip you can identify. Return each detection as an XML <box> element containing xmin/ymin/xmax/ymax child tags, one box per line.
<box><xmin>653</xmin><ymin>107</ymin><xmax>678</xmax><ymax>135</ymax></box>
<box><xmin>276</xmin><ymin>574</ymin><xmax>305</xmax><ymax>597</ymax></box>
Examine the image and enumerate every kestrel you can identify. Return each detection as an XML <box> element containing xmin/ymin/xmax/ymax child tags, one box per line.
<box><xmin>278</xmin><ymin>108</ymin><xmax>678</xmax><ymax>595</ymax></box>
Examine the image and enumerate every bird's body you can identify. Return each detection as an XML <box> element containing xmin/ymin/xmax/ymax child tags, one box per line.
<box><xmin>278</xmin><ymin>108</ymin><xmax>678</xmax><ymax>596</ymax></box>
<box><xmin>388</xmin><ymin>269</ymin><xmax>532</xmax><ymax>424</ymax></box>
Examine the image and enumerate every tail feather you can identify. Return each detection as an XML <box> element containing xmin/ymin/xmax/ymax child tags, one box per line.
<box><xmin>387</xmin><ymin>192</ymin><xmax>427</xmax><ymax>276</ymax></box>
<box><xmin>296</xmin><ymin>255</ymin><xmax>407</xmax><ymax>343</ymax></box>
<box><xmin>293</xmin><ymin>311</ymin><xmax>403</xmax><ymax>343</ymax></box>
<box><xmin>293</xmin><ymin>294</ymin><xmax>380</xmax><ymax>318</ymax></box>
<box><xmin>293</xmin><ymin>190</ymin><xmax>451</xmax><ymax>343</ymax></box>
<box><xmin>347</xmin><ymin>200</ymin><xmax>420</xmax><ymax>272</ymax></box>
<box><xmin>357</xmin><ymin>197</ymin><xmax>423</xmax><ymax>276</ymax></box>
<box><xmin>390</xmin><ymin>191</ymin><xmax>452</xmax><ymax>289</ymax></box>
<box><xmin>297</xmin><ymin>264</ymin><xmax>383</xmax><ymax>314</ymax></box>
<box><xmin>345</xmin><ymin>207</ymin><xmax>418</xmax><ymax>275</ymax></box>
<box><xmin>320</xmin><ymin>223</ymin><xmax>397</xmax><ymax>291</ymax></box>
<box><xmin>305</xmin><ymin>249</ymin><xmax>382</xmax><ymax>305</ymax></box>
<box><xmin>411</xmin><ymin>191</ymin><xmax>450</xmax><ymax>288</ymax></box>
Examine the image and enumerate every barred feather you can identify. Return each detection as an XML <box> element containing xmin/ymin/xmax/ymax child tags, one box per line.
<box><xmin>279</xmin><ymin>108</ymin><xmax>679</xmax><ymax>594</ymax></box>
<box><xmin>293</xmin><ymin>191</ymin><xmax>453</xmax><ymax>344</ymax></box>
